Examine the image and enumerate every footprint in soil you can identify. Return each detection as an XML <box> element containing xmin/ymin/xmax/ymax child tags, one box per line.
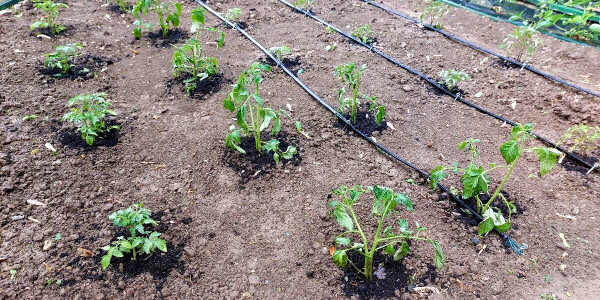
<box><xmin>222</xmin><ymin>132</ymin><xmax>302</xmax><ymax>183</ymax></box>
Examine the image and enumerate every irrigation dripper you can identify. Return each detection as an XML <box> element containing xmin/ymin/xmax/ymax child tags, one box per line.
<box><xmin>277</xmin><ymin>0</ymin><xmax>599</xmax><ymax>174</ymax></box>
<box><xmin>357</xmin><ymin>0</ymin><xmax>600</xmax><ymax>100</ymax></box>
<box><xmin>194</xmin><ymin>0</ymin><xmax>526</xmax><ymax>254</ymax></box>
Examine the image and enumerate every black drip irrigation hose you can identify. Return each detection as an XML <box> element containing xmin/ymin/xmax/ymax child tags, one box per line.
<box><xmin>277</xmin><ymin>0</ymin><xmax>599</xmax><ymax>174</ymax></box>
<box><xmin>194</xmin><ymin>0</ymin><xmax>527</xmax><ymax>254</ymax></box>
<box><xmin>358</xmin><ymin>0</ymin><xmax>600</xmax><ymax>100</ymax></box>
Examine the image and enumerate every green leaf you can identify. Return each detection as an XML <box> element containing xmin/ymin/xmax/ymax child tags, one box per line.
<box><xmin>334</xmin><ymin>237</ymin><xmax>351</xmax><ymax>246</ymax></box>
<box><xmin>528</xmin><ymin>147</ymin><xmax>560</xmax><ymax>176</ymax></box>
<box><xmin>500</xmin><ymin>140</ymin><xmax>520</xmax><ymax>164</ymax></box>
<box><xmin>384</xmin><ymin>244</ymin><xmax>395</xmax><ymax>255</ymax></box>
<box><xmin>393</xmin><ymin>193</ymin><xmax>413</xmax><ymax>211</ymax></box>
<box><xmin>333</xmin><ymin>205</ymin><xmax>354</xmax><ymax>231</ymax></box>
<box><xmin>397</xmin><ymin>219</ymin><xmax>412</xmax><ymax>235</ymax></box>
<box><xmin>478</xmin><ymin>217</ymin><xmax>495</xmax><ymax>236</ymax></box>
<box><xmin>393</xmin><ymin>241</ymin><xmax>410</xmax><ymax>261</ymax></box>
<box><xmin>431</xmin><ymin>241</ymin><xmax>445</xmax><ymax>270</ymax></box>
<box><xmin>461</xmin><ymin>164</ymin><xmax>489</xmax><ymax>199</ymax></box>
<box><xmin>429</xmin><ymin>166</ymin><xmax>446</xmax><ymax>190</ymax></box>
<box><xmin>332</xmin><ymin>250</ymin><xmax>348</xmax><ymax>268</ymax></box>
<box><xmin>223</xmin><ymin>97</ymin><xmax>235</xmax><ymax>112</ymax></box>
<box><xmin>101</xmin><ymin>254</ymin><xmax>111</xmax><ymax>270</ymax></box>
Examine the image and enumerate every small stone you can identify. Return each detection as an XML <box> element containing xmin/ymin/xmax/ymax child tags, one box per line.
<box><xmin>471</xmin><ymin>237</ymin><xmax>480</xmax><ymax>245</ymax></box>
<box><xmin>241</xmin><ymin>292</ymin><xmax>252</xmax><ymax>298</ymax></box>
<box><xmin>402</xmin><ymin>85</ymin><xmax>413</xmax><ymax>92</ymax></box>
<box><xmin>43</xmin><ymin>240</ymin><xmax>53</xmax><ymax>251</ymax></box>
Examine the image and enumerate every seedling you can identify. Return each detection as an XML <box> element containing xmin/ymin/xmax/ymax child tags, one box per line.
<box><xmin>101</xmin><ymin>203</ymin><xmax>167</xmax><ymax>270</ymax></box>
<box><xmin>9</xmin><ymin>269</ymin><xmax>17</xmax><ymax>281</ymax></box>
<box><xmin>223</xmin><ymin>63</ymin><xmax>297</xmax><ymax>163</ymax></box>
<box><xmin>43</xmin><ymin>43</ymin><xmax>86</xmax><ymax>76</ymax></box>
<box><xmin>437</xmin><ymin>69</ymin><xmax>470</xmax><ymax>91</ymax></box>
<box><xmin>132</xmin><ymin>0</ymin><xmax>181</xmax><ymax>39</ymax></box>
<box><xmin>225</xmin><ymin>7</ymin><xmax>242</xmax><ymax>21</ymax></box>
<box><xmin>106</xmin><ymin>0</ymin><xmax>128</xmax><ymax>12</ymax></box>
<box><xmin>430</xmin><ymin>124</ymin><xmax>561</xmax><ymax>236</ymax></box>
<box><xmin>61</xmin><ymin>93</ymin><xmax>120</xmax><ymax>146</ymax></box>
<box><xmin>261</xmin><ymin>139</ymin><xmax>297</xmax><ymax>163</ymax></box>
<box><xmin>420</xmin><ymin>0</ymin><xmax>449</xmax><ymax>29</ymax></box>
<box><xmin>330</xmin><ymin>185</ymin><xmax>444</xmax><ymax>281</ymax></box>
<box><xmin>295</xmin><ymin>121</ymin><xmax>310</xmax><ymax>139</ymax></box>
<box><xmin>294</xmin><ymin>0</ymin><xmax>314</xmax><ymax>10</ymax></box>
<box><xmin>556</xmin><ymin>124</ymin><xmax>600</xmax><ymax>158</ymax></box>
<box><xmin>268</xmin><ymin>46</ymin><xmax>291</xmax><ymax>61</ymax></box>
<box><xmin>30</xmin><ymin>0</ymin><xmax>68</xmax><ymax>35</ymax></box>
<box><xmin>172</xmin><ymin>8</ymin><xmax>221</xmax><ymax>95</ymax></box>
<box><xmin>500</xmin><ymin>16</ymin><xmax>542</xmax><ymax>62</ymax></box>
<box><xmin>22</xmin><ymin>114</ymin><xmax>38</xmax><ymax>122</ymax></box>
<box><xmin>352</xmin><ymin>24</ymin><xmax>376</xmax><ymax>44</ymax></box>
<box><xmin>335</xmin><ymin>63</ymin><xmax>385</xmax><ymax>125</ymax></box>
<box><xmin>326</xmin><ymin>42</ymin><xmax>337</xmax><ymax>52</ymax></box>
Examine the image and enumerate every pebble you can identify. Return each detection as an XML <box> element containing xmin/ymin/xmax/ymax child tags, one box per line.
<box><xmin>402</xmin><ymin>84</ymin><xmax>413</xmax><ymax>92</ymax></box>
<box><xmin>43</xmin><ymin>240</ymin><xmax>53</xmax><ymax>251</ymax></box>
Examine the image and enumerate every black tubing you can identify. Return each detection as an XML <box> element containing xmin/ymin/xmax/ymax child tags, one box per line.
<box><xmin>358</xmin><ymin>0</ymin><xmax>600</xmax><ymax>99</ymax></box>
<box><xmin>194</xmin><ymin>0</ymin><xmax>527</xmax><ymax>254</ymax></box>
<box><xmin>277</xmin><ymin>0</ymin><xmax>598</xmax><ymax>174</ymax></box>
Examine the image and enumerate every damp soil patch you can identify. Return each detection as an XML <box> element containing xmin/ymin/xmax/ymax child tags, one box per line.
<box><xmin>341</xmin><ymin>251</ymin><xmax>410</xmax><ymax>299</ymax></box>
<box><xmin>222</xmin><ymin>132</ymin><xmax>302</xmax><ymax>183</ymax></box>
<box><xmin>494</xmin><ymin>57</ymin><xmax>525</xmax><ymax>70</ymax></box>
<box><xmin>335</xmin><ymin>105</ymin><xmax>388</xmax><ymax>136</ymax></box>
<box><xmin>262</xmin><ymin>55</ymin><xmax>303</xmax><ymax>72</ymax></box>
<box><xmin>57</xmin><ymin>119</ymin><xmax>122</xmax><ymax>151</ymax></box>
<box><xmin>166</xmin><ymin>74</ymin><xmax>228</xmax><ymax>100</ymax></box>
<box><xmin>147</xmin><ymin>28</ymin><xmax>189</xmax><ymax>47</ymax></box>
<box><xmin>39</xmin><ymin>54</ymin><xmax>114</xmax><ymax>81</ymax></box>
<box><xmin>30</xmin><ymin>24</ymin><xmax>76</xmax><ymax>38</ymax></box>
<box><xmin>428</xmin><ymin>81</ymin><xmax>468</xmax><ymax>97</ymax></box>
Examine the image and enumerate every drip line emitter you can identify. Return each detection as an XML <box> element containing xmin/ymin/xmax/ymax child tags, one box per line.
<box><xmin>194</xmin><ymin>0</ymin><xmax>528</xmax><ymax>254</ymax></box>
<box><xmin>277</xmin><ymin>0</ymin><xmax>599</xmax><ymax>174</ymax></box>
<box><xmin>359</xmin><ymin>0</ymin><xmax>600</xmax><ymax>100</ymax></box>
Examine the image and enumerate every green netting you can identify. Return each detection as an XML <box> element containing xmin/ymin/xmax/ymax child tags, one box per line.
<box><xmin>438</xmin><ymin>0</ymin><xmax>600</xmax><ymax>48</ymax></box>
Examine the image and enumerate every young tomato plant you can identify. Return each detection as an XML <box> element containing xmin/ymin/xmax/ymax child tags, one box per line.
<box><xmin>172</xmin><ymin>8</ymin><xmax>222</xmax><ymax>95</ymax></box>
<box><xmin>429</xmin><ymin>124</ymin><xmax>562</xmax><ymax>236</ymax></box>
<box><xmin>43</xmin><ymin>43</ymin><xmax>86</xmax><ymax>76</ymax></box>
<box><xmin>294</xmin><ymin>0</ymin><xmax>314</xmax><ymax>10</ymax></box>
<box><xmin>30</xmin><ymin>0</ymin><xmax>68</xmax><ymax>35</ymax></box>
<box><xmin>420</xmin><ymin>0</ymin><xmax>449</xmax><ymax>29</ymax></box>
<box><xmin>336</xmin><ymin>63</ymin><xmax>385</xmax><ymax>125</ymax></box>
<box><xmin>225</xmin><ymin>7</ymin><xmax>242</xmax><ymax>21</ymax></box>
<box><xmin>330</xmin><ymin>185</ymin><xmax>444</xmax><ymax>281</ymax></box>
<box><xmin>223</xmin><ymin>63</ymin><xmax>297</xmax><ymax>162</ymax></box>
<box><xmin>268</xmin><ymin>46</ymin><xmax>291</xmax><ymax>61</ymax></box>
<box><xmin>352</xmin><ymin>24</ymin><xmax>376</xmax><ymax>44</ymax></box>
<box><xmin>61</xmin><ymin>93</ymin><xmax>120</xmax><ymax>146</ymax></box>
<box><xmin>106</xmin><ymin>0</ymin><xmax>129</xmax><ymax>12</ymax></box>
<box><xmin>437</xmin><ymin>69</ymin><xmax>470</xmax><ymax>91</ymax></box>
<box><xmin>556</xmin><ymin>124</ymin><xmax>600</xmax><ymax>159</ymax></box>
<box><xmin>101</xmin><ymin>203</ymin><xmax>167</xmax><ymax>270</ymax></box>
<box><xmin>500</xmin><ymin>13</ymin><xmax>543</xmax><ymax>62</ymax></box>
<box><xmin>132</xmin><ymin>0</ymin><xmax>181</xmax><ymax>39</ymax></box>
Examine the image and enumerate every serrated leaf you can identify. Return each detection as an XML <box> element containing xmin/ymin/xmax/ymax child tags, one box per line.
<box><xmin>429</xmin><ymin>166</ymin><xmax>446</xmax><ymax>190</ymax></box>
<box><xmin>333</xmin><ymin>205</ymin><xmax>353</xmax><ymax>231</ymax></box>
<box><xmin>393</xmin><ymin>242</ymin><xmax>410</xmax><ymax>261</ymax></box>
<box><xmin>334</xmin><ymin>237</ymin><xmax>350</xmax><ymax>246</ymax></box>
<box><xmin>500</xmin><ymin>140</ymin><xmax>520</xmax><ymax>164</ymax></box>
<box><xmin>431</xmin><ymin>241</ymin><xmax>445</xmax><ymax>270</ymax></box>
<box><xmin>332</xmin><ymin>250</ymin><xmax>348</xmax><ymax>268</ymax></box>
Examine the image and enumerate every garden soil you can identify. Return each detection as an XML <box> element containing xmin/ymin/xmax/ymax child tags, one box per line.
<box><xmin>1</xmin><ymin>0</ymin><xmax>600</xmax><ymax>299</ymax></box>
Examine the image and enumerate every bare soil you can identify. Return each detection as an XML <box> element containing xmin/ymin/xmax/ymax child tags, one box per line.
<box><xmin>1</xmin><ymin>0</ymin><xmax>600</xmax><ymax>299</ymax></box>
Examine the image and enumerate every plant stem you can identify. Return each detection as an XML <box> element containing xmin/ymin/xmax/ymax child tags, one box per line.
<box><xmin>351</xmin><ymin>87</ymin><xmax>358</xmax><ymax>124</ymax></box>
<box><xmin>482</xmin><ymin>160</ymin><xmax>518</xmax><ymax>213</ymax></box>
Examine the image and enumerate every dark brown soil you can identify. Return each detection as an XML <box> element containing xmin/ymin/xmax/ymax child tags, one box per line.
<box><xmin>1</xmin><ymin>0</ymin><xmax>600</xmax><ymax>299</ymax></box>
